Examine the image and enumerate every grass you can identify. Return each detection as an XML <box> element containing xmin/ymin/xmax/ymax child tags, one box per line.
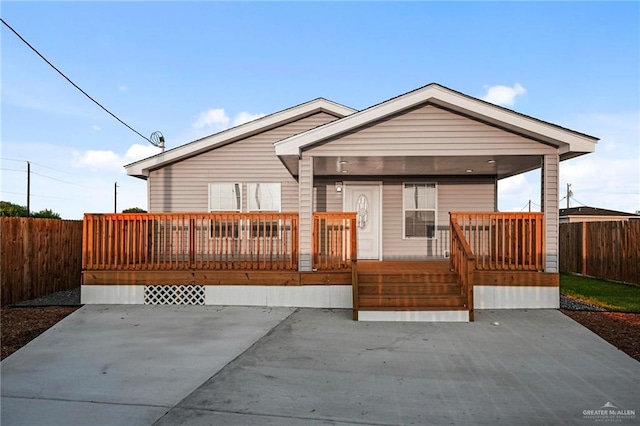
<box><xmin>560</xmin><ymin>273</ymin><xmax>640</xmax><ymax>313</ymax></box>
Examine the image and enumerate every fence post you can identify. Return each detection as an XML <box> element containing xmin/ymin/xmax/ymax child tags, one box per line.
<box><xmin>581</xmin><ymin>221</ymin><xmax>587</xmax><ymax>276</ymax></box>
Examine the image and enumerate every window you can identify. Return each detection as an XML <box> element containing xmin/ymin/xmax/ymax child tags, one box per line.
<box><xmin>403</xmin><ymin>183</ymin><xmax>436</xmax><ymax>238</ymax></box>
<box><xmin>247</xmin><ymin>183</ymin><xmax>281</xmax><ymax>212</ymax></box>
<box><xmin>247</xmin><ymin>183</ymin><xmax>282</xmax><ymax>238</ymax></box>
<box><xmin>208</xmin><ymin>183</ymin><xmax>242</xmax><ymax>212</ymax></box>
<box><xmin>209</xmin><ymin>183</ymin><xmax>241</xmax><ymax>238</ymax></box>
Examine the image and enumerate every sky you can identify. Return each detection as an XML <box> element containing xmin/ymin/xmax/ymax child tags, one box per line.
<box><xmin>1</xmin><ymin>1</ymin><xmax>638</xmax><ymax>219</ymax></box>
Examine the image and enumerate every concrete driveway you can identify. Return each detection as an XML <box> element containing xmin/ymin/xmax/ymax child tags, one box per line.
<box><xmin>2</xmin><ymin>306</ymin><xmax>638</xmax><ymax>425</ymax></box>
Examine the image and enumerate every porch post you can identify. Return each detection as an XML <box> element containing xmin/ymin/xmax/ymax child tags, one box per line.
<box><xmin>541</xmin><ymin>153</ymin><xmax>559</xmax><ymax>272</ymax></box>
<box><xmin>298</xmin><ymin>155</ymin><xmax>314</xmax><ymax>272</ymax></box>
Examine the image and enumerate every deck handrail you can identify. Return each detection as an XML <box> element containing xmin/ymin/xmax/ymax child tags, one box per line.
<box><xmin>312</xmin><ymin>212</ymin><xmax>357</xmax><ymax>271</ymax></box>
<box><xmin>450</xmin><ymin>212</ymin><xmax>544</xmax><ymax>271</ymax></box>
<box><xmin>450</xmin><ymin>219</ymin><xmax>475</xmax><ymax>321</ymax></box>
<box><xmin>83</xmin><ymin>212</ymin><xmax>299</xmax><ymax>271</ymax></box>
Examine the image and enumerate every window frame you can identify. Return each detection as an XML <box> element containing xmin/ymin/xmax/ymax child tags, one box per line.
<box><xmin>246</xmin><ymin>182</ymin><xmax>282</xmax><ymax>213</ymax></box>
<box><xmin>208</xmin><ymin>182</ymin><xmax>243</xmax><ymax>212</ymax></box>
<box><xmin>247</xmin><ymin>182</ymin><xmax>283</xmax><ymax>240</ymax></box>
<box><xmin>402</xmin><ymin>182</ymin><xmax>437</xmax><ymax>240</ymax></box>
<box><xmin>208</xmin><ymin>182</ymin><xmax>242</xmax><ymax>239</ymax></box>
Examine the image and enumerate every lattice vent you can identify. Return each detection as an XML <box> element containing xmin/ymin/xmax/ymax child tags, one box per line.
<box><xmin>144</xmin><ymin>285</ymin><xmax>205</xmax><ymax>305</ymax></box>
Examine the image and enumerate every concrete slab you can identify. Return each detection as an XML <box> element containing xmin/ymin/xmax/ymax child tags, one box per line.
<box><xmin>1</xmin><ymin>305</ymin><xmax>294</xmax><ymax>426</ymax></box>
<box><xmin>159</xmin><ymin>309</ymin><xmax>640</xmax><ymax>426</ymax></box>
<box><xmin>1</xmin><ymin>397</ymin><xmax>167</xmax><ymax>426</ymax></box>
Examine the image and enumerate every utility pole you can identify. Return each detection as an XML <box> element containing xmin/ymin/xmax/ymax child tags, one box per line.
<box><xmin>528</xmin><ymin>200</ymin><xmax>532</xmax><ymax>212</ymax></box>
<box><xmin>114</xmin><ymin>182</ymin><xmax>118</xmax><ymax>213</ymax></box>
<box><xmin>566</xmin><ymin>183</ymin><xmax>572</xmax><ymax>209</ymax></box>
<box><xmin>26</xmin><ymin>161</ymin><xmax>31</xmax><ymax>216</ymax></box>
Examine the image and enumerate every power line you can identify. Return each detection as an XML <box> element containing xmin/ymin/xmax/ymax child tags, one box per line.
<box><xmin>2</xmin><ymin>166</ymin><xmax>89</xmax><ymax>188</ymax></box>
<box><xmin>0</xmin><ymin>190</ymin><xmax>79</xmax><ymax>200</ymax></box>
<box><xmin>570</xmin><ymin>197</ymin><xmax>587</xmax><ymax>207</ymax></box>
<box><xmin>30</xmin><ymin>171</ymin><xmax>91</xmax><ymax>188</ymax></box>
<box><xmin>2</xmin><ymin>157</ymin><xmax>88</xmax><ymax>178</ymax></box>
<box><xmin>0</xmin><ymin>18</ymin><xmax>151</xmax><ymax>144</ymax></box>
<box><xmin>30</xmin><ymin>161</ymin><xmax>81</xmax><ymax>177</ymax></box>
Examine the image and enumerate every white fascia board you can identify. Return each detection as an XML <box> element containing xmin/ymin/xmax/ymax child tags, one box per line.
<box><xmin>125</xmin><ymin>98</ymin><xmax>356</xmax><ymax>178</ymax></box>
<box><xmin>274</xmin><ymin>84</ymin><xmax>598</xmax><ymax>157</ymax></box>
<box><xmin>429</xmin><ymin>92</ymin><xmax>598</xmax><ymax>152</ymax></box>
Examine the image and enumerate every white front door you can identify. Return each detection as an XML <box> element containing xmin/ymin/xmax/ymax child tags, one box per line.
<box><xmin>344</xmin><ymin>184</ymin><xmax>380</xmax><ymax>260</ymax></box>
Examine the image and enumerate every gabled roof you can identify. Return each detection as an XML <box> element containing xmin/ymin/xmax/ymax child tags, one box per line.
<box><xmin>560</xmin><ymin>206</ymin><xmax>639</xmax><ymax>217</ymax></box>
<box><xmin>274</xmin><ymin>83</ymin><xmax>599</xmax><ymax>160</ymax></box>
<box><xmin>125</xmin><ymin>98</ymin><xmax>356</xmax><ymax>178</ymax></box>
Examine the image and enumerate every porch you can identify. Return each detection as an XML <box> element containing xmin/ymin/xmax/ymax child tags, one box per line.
<box><xmin>82</xmin><ymin>211</ymin><xmax>556</xmax><ymax>320</ymax></box>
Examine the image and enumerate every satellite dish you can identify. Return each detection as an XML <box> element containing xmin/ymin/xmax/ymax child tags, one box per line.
<box><xmin>150</xmin><ymin>131</ymin><xmax>165</xmax><ymax>152</ymax></box>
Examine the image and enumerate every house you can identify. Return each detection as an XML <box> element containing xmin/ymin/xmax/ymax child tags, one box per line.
<box><xmin>559</xmin><ymin>206</ymin><xmax>640</xmax><ymax>223</ymax></box>
<box><xmin>81</xmin><ymin>83</ymin><xmax>598</xmax><ymax>322</ymax></box>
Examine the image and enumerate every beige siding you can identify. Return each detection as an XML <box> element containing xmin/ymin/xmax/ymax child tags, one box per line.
<box><xmin>148</xmin><ymin>112</ymin><xmax>338</xmax><ymax>212</ymax></box>
<box><xmin>309</xmin><ymin>104</ymin><xmax>556</xmax><ymax>157</ymax></box>
<box><xmin>314</xmin><ymin>178</ymin><xmax>344</xmax><ymax>212</ymax></box>
<box><xmin>542</xmin><ymin>154</ymin><xmax>559</xmax><ymax>272</ymax></box>
<box><xmin>313</xmin><ymin>177</ymin><xmax>495</xmax><ymax>259</ymax></box>
<box><xmin>382</xmin><ymin>178</ymin><xmax>496</xmax><ymax>259</ymax></box>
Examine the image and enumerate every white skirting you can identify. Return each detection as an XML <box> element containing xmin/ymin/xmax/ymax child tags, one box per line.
<box><xmin>205</xmin><ymin>285</ymin><xmax>352</xmax><ymax>308</ymax></box>
<box><xmin>357</xmin><ymin>310</ymin><xmax>469</xmax><ymax>322</ymax></box>
<box><xmin>473</xmin><ymin>286</ymin><xmax>559</xmax><ymax>309</ymax></box>
<box><xmin>82</xmin><ymin>285</ymin><xmax>144</xmax><ymax>304</ymax></box>
<box><xmin>81</xmin><ymin>285</ymin><xmax>352</xmax><ymax>308</ymax></box>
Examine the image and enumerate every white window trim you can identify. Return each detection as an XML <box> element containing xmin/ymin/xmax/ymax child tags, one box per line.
<box><xmin>246</xmin><ymin>182</ymin><xmax>282</xmax><ymax>212</ymax></box>
<box><xmin>208</xmin><ymin>182</ymin><xmax>242</xmax><ymax>212</ymax></box>
<box><xmin>402</xmin><ymin>182</ymin><xmax>438</xmax><ymax>240</ymax></box>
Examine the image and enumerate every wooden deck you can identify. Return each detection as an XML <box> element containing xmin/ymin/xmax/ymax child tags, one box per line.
<box><xmin>81</xmin><ymin>212</ymin><xmax>556</xmax><ymax>320</ymax></box>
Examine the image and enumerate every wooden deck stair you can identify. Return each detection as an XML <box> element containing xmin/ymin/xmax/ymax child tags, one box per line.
<box><xmin>356</xmin><ymin>261</ymin><xmax>467</xmax><ymax>311</ymax></box>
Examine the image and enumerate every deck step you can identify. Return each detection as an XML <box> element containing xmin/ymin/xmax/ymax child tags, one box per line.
<box><xmin>358</xmin><ymin>273</ymin><xmax>457</xmax><ymax>284</ymax></box>
<box><xmin>358</xmin><ymin>295</ymin><xmax>466</xmax><ymax>309</ymax></box>
<box><xmin>358</xmin><ymin>282</ymin><xmax>461</xmax><ymax>296</ymax></box>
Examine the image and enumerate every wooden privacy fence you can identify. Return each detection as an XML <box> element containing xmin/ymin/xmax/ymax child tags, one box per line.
<box><xmin>83</xmin><ymin>213</ymin><xmax>299</xmax><ymax>271</ymax></box>
<box><xmin>451</xmin><ymin>212</ymin><xmax>544</xmax><ymax>271</ymax></box>
<box><xmin>1</xmin><ymin>218</ymin><xmax>82</xmax><ymax>306</ymax></box>
<box><xmin>312</xmin><ymin>212</ymin><xmax>357</xmax><ymax>270</ymax></box>
<box><xmin>560</xmin><ymin>220</ymin><xmax>640</xmax><ymax>285</ymax></box>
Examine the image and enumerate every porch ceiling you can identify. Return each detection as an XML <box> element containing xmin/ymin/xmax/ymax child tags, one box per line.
<box><xmin>310</xmin><ymin>155</ymin><xmax>542</xmax><ymax>179</ymax></box>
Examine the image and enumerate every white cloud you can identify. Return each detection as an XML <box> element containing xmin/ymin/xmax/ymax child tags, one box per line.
<box><xmin>191</xmin><ymin>108</ymin><xmax>265</xmax><ymax>136</ymax></box>
<box><xmin>192</xmin><ymin>108</ymin><xmax>230</xmax><ymax>130</ymax></box>
<box><xmin>498</xmin><ymin>170</ymin><xmax>541</xmax><ymax>212</ymax></box>
<box><xmin>497</xmin><ymin>111</ymin><xmax>640</xmax><ymax>214</ymax></box>
<box><xmin>482</xmin><ymin>83</ymin><xmax>527</xmax><ymax>107</ymax></box>
<box><xmin>91</xmin><ymin>124</ymin><xmax>101</xmax><ymax>132</ymax></box>
<box><xmin>72</xmin><ymin>143</ymin><xmax>161</xmax><ymax>171</ymax></box>
<box><xmin>233</xmin><ymin>112</ymin><xmax>266</xmax><ymax>127</ymax></box>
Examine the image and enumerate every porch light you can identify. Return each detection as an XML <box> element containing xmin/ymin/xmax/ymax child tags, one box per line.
<box><xmin>341</xmin><ymin>170</ymin><xmax>348</xmax><ymax>174</ymax></box>
<box><xmin>466</xmin><ymin>169</ymin><xmax>473</xmax><ymax>173</ymax></box>
<box><xmin>339</xmin><ymin>160</ymin><xmax>348</xmax><ymax>164</ymax></box>
<box><xmin>335</xmin><ymin>182</ymin><xmax>343</xmax><ymax>192</ymax></box>
<box><xmin>487</xmin><ymin>159</ymin><xmax>496</xmax><ymax>164</ymax></box>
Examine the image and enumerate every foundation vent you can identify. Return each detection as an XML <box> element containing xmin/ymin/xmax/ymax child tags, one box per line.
<box><xmin>144</xmin><ymin>285</ymin><xmax>205</xmax><ymax>305</ymax></box>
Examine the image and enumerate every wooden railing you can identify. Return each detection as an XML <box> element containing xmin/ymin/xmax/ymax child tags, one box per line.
<box><xmin>312</xmin><ymin>212</ymin><xmax>357</xmax><ymax>270</ymax></box>
<box><xmin>450</xmin><ymin>218</ymin><xmax>475</xmax><ymax>321</ymax></box>
<box><xmin>450</xmin><ymin>212</ymin><xmax>544</xmax><ymax>271</ymax></box>
<box><xmin>83</xmin><ymin>213</ymin><xmax>299</xmax><ymax>271</ymax></box>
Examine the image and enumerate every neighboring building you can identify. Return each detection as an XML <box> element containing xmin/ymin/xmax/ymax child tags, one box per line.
<box><xmin>82</xmin><ymin>83</ymin><xmax>598</xmax><ymax>322</ymax></box>
<box><xmin>559</xmin><ymin>206</ymin><xmax>640</xmax><ymax>223</ymax></box>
